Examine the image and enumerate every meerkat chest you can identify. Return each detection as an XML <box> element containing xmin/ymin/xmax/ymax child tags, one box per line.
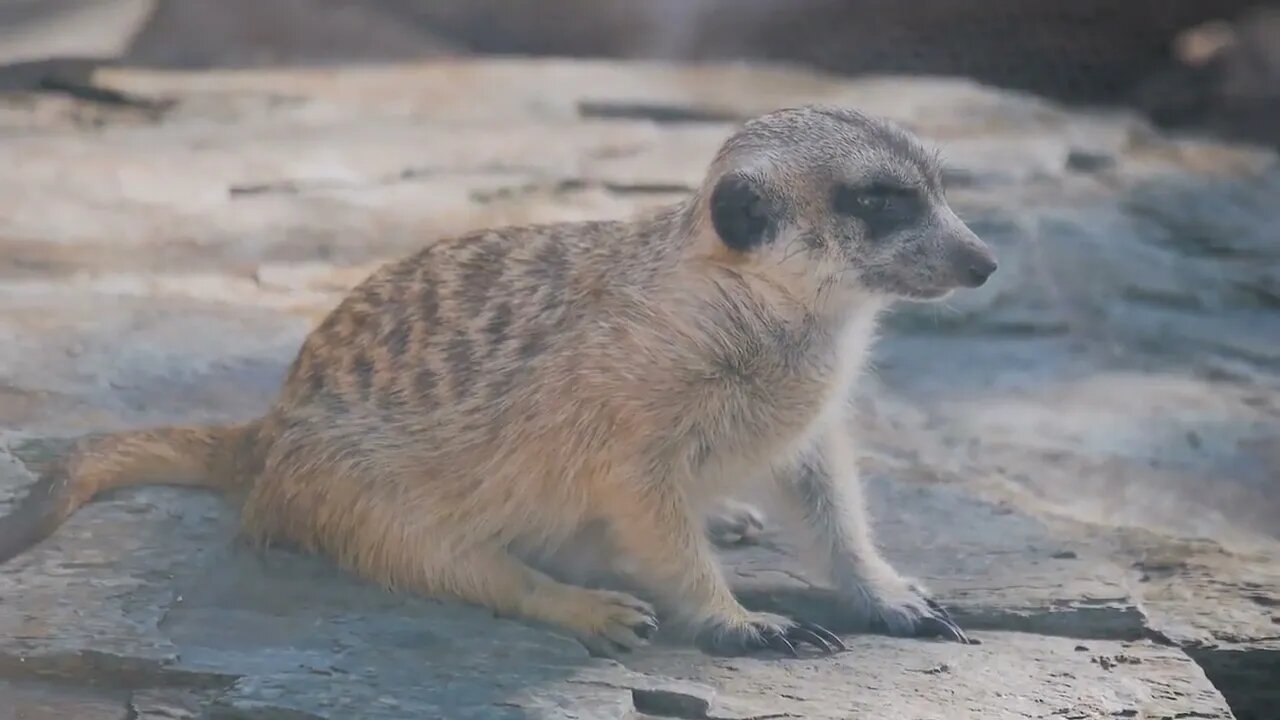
<box><xmin>689</xmin><ymin>306</ymin><xmax>877</xmax><ymax>471</ymax></box>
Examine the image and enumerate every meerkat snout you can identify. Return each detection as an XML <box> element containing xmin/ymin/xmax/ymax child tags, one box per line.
<box><xmin>959</xmin><ymin>247</ymin><xmax>999</xmax><ymax>288</ymax></box>
<box><xmin>937</xmin><ymin>207</ymin><xmax>999</xmax><ymax>289</ymax></box>
<box><xmin>699</xmin><ymin>105</ymin><xmax>997</xmax><ymax>302</ymax></box>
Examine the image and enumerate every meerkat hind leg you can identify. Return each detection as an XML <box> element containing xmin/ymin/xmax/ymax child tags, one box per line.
<box><xmin>705</xmin><ymin>498</ymin><xmax>768</xmax><ymax>548</ymax></box>
<box><xmin>250</xmin><ymin>435</ymin><xmax>657</xmax><ymax>656</ymax></box>
<box><xmin>390</xmin><ymin>540</ymin><xmax>659</xmax><ymax>658</ymax></box>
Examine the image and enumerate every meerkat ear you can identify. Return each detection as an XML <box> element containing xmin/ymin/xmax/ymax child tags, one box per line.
<box><xmin>709</xmin><ymin>172</ymin><xmax>777</xmax><ymax>252</ymax></box>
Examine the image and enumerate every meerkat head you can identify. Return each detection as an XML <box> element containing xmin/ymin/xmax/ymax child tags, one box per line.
<box><xmin>697</xmin><ymin>105</ymin><xmax>997</xmax><ymax>302</ymax></box>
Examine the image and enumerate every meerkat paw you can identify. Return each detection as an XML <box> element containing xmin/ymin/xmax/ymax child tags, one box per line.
<box><xmin>696</xmin><ymin>611</ymin><xmax>846</xmax><ymax>657</ymax></box>
<box><xmin>558</xmin><ymin>589</ymin><xmax>660</xmax><ymax>658</ymax></box>
<box><xmin>705</xmin><ymin>499</ymin><xmax>767</xmax><ymax>547</ymax></box>
<box><xmin>847</xmin><ymin>575</ymin><xmax>971</xmax><ymax>644</ymax></box>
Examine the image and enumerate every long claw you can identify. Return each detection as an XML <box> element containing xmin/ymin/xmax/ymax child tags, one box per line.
<box><xmin>940</xmin><ymin>617</ymin><xmax>969</xmax><ymax>644</ymax></box>
<box><xmin>764</xmin><ymin>631</ymin><xmax>799</xmax><ymax>657</ymax></box>
<box><xmin>920</xmin><ymin>615</ymin><xmax>969</xmax><ymax>644</ymax></box>
<box><xmin>799</xmin><ymin>621</ymin><xmax>848</xmax><ymax>652</ymax></box>
<box><xmin>924</xmin><ymin>596</ymin><xmax>955</xmax><ymax>622</ymax></box>
<box><xmin>788</xmin><ymin>626</ymin><xmax>836</xmax><ymax>654</ymax></box>
<box><xmin>633</xmin><ymin>617</ymin><xmax>659</xmax><ymax>639</ymax></box>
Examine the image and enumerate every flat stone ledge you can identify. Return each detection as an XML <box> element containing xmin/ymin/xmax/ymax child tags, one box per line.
<box><xmin>1</xmin><ymin>57</ymin><xmax>1275</xmax><ymax>717</ymax></box>
<box><xmin>623</xmin><ymin>633</ymin><xmax>1233</xmax><ymax>720</ymax></box>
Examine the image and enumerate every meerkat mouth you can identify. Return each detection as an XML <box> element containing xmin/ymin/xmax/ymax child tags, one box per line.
<box><xmin>901</xmin><ymin>287</ymin><xmax>955</xmax><ymax>302</ymax></box>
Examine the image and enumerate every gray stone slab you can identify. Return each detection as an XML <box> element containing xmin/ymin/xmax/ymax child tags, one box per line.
<box><xmin>0</xmin><ymin>448</ymin><xmax>210</xmax><ymax>685</ymax></box>
<box><xmin>0</xmin><ymin>436</ymin><xmax>1208</xmax><ymax>720</ymax></box>
<box><xmin>0</xmin><ymin>678</ymin><xmax>129</xmax><ymax>720</ymax></box>
<box><xmin>1126</xmin><ymin>537</ymin><xmax>1280</xmax><ymax>720</ymax></box>
<box><xmin>0</xmin><ymin>58</ymin><xmax>1275</xmax><ymax>717</ymax></box>
<box><xmin>624</xmin><ymin>633</ymin><xmax>1233</xmax><ymax>720</ymax></box>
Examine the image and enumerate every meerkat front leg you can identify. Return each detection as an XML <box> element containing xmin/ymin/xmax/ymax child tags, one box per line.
<box><xmin>602</xmin><ymin>475</ymin><xmax>844</xmax><ymax>656</ymax></box>
<box><xmin>780</xmin><ymin>426</ymin><xmax>970</xmax><ymax>643</ymax></box>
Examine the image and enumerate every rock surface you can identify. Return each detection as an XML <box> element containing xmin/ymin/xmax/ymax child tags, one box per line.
<box><xmin>0</xmin><ymin>58</ymin><xmax>1276</xmax><ymax>718</ymax></box>
<box><xmin>5</xmin><ymin>0</ymin><xmax>1278</xmax><ymax>146</ymax></box>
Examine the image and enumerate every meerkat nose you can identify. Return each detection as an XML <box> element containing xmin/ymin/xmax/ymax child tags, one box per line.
<box><xmin>963</xmin><ymin>253</ymin><xmax>998</xmax><ymax>288</ymax></box>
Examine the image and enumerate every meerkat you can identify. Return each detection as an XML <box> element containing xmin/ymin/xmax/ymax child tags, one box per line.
<box><xmin>0</xmin><ymin>105</ymin><xmax>996</xmax><ymax>657</ymax></box>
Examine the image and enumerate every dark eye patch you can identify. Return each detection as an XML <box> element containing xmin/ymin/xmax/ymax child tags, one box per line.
<box><xmin>832</xmin><ymin>181</ymin><xmax>924</xmax><ymax>239</ymax></box>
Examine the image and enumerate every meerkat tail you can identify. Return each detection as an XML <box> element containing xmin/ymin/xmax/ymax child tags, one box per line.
<box><xmin>0</xmin><ymin>421</ymin><xmax>259</xmax><ymax>563</ymax></box>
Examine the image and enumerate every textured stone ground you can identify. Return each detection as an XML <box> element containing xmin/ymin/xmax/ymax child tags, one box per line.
<box><xmin>0</xmin><ymin>59</ymin><xmax>1276</xmax><ymax>719</ymax></box>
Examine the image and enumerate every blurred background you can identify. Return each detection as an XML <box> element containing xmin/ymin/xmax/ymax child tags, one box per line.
<box><xmin>1</xmin><ymin>4</ymin><xmax>1279</xmax><ymax>718</ymax></box>
<box><xmin>1</xmin><ymin>0</ymin><xmax>1278</xmax><ymax>147</ymax></box>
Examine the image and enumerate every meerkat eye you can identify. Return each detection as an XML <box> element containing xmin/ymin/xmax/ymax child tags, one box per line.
<box><xmin>858</xmin><ymin>193</ymin><xmax>893</xmax><ymax>212</ymax></box>
<box><xmin>833</xmin><ymin>182</ymin><xmax>908</xmax><ymax>214</ymax></box>
<box><xmin>832</xmin><ymin>182</ymin><xmax>923</xmax><ymax>238</ymax></box>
